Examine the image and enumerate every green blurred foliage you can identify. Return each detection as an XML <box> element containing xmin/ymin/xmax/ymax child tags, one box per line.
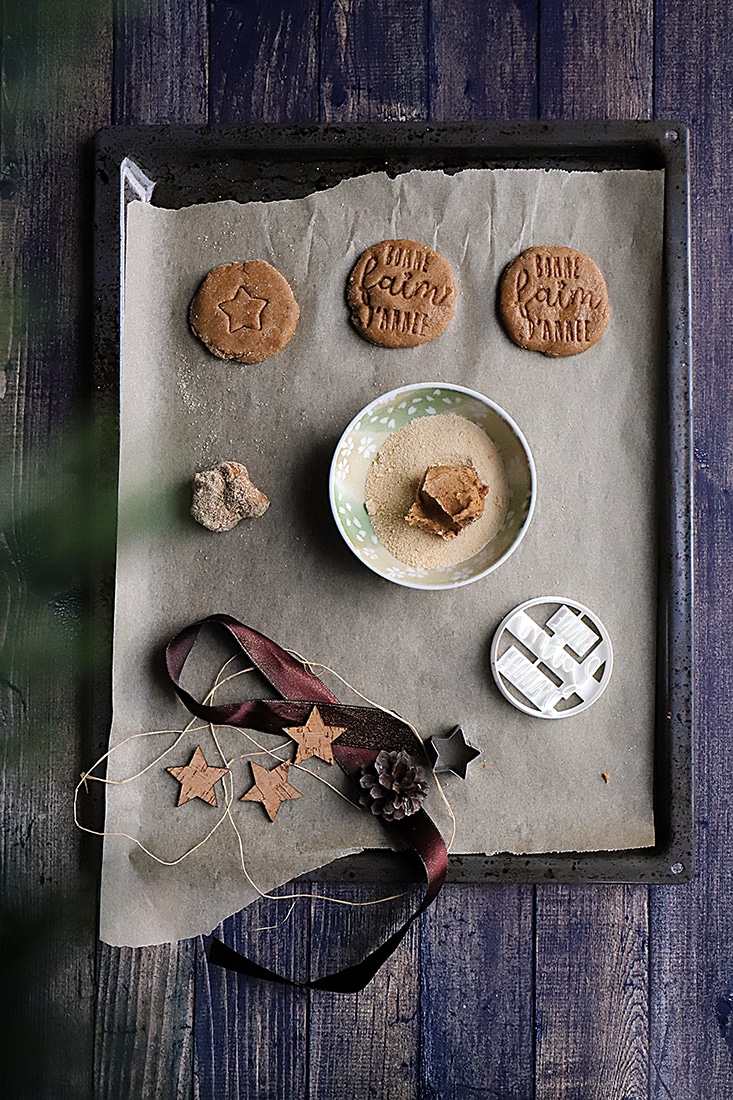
<box><xmin>0</xmin><ymin>4</ymin><xmax>162</xmax><ymax>1093</ymax></box>
<box><xmin>0</xmin><ymin>0</ymin><xmax>168</xmax><ymax>723</ymax></box>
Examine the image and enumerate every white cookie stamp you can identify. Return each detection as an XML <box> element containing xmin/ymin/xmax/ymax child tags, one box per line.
<box><xmin>490</xmin><ymin>597</ymin><xmax>613</xmax><ymax>719</ymax></box>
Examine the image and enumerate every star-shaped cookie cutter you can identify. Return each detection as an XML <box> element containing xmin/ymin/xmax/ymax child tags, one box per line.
<box><xmin>425</xmin><ymin>725</ymin><xmax>480</xmax><ymax>779</ymax></box>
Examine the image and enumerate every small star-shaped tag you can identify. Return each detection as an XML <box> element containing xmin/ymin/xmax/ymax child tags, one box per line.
<box><xmin>167</xmin><ymin>745</ymin><xmax>229</xmax><ymax>807</ymax></box>
<box><xmin>241</xmin><ymin>761</ymin><xmax>302</xmax><ymax>821</ymax></box>
<box><xmin>218</xmin><ymin>285</ymin><xmax>267</xmax><ymax>332</ymax></box>
<box><xmin>285</xmin><ymin>706</ymin><xmax>346</xmax><ymax>765</ymax></box>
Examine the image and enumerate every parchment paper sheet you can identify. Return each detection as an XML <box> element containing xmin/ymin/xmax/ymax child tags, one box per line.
<box><xmin>102</xmin><ymin>167</ymin><xmax>663</xmax><ymax>946</ymax></box>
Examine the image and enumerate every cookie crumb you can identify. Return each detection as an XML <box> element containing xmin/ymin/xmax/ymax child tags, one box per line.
<box><xmin>365</xmin><ymin>414</ymin><xmax>508</xmax><ymax>569</ymax></box>
<box><xmin>601</xmin><ymin>772</ymin><xmax>610</xmax><ymax>784</ymax></box>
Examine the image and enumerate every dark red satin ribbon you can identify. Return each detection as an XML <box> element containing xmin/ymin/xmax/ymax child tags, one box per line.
<box><xmin>165</xmin><ymin>614</ymin><xmax>448</xmax><ymax>993</ymax></box>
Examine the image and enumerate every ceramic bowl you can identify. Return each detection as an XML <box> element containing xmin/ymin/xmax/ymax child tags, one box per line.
<box><xmin>329</xmin><ymin>382</ymin><xmax>536</xmax><ymax>589</ymax></box>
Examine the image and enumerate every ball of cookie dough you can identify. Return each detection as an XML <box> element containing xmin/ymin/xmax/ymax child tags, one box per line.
<box><xmin>191</xmin><ymin>461</ymin><xmax>269</xmax><ymax>532</ymax></box>
<box><xmin>189</xmin><ymin>260</ymin><xmax>299</xmax><ymax>363</ymax></box>
<box><xmin>498</xmin><ymin>245</ymin><xmax>610</xmax><ymax>357</ymax></box>
<box><xmin>405</xmin><ymin>464</ymin><xmax>488</xmax><ymax>540</ymax></box>
<box><xmin>347</xmin><ymin>239</ymin><xmax>456</xmax><ymax>348</ymax></box>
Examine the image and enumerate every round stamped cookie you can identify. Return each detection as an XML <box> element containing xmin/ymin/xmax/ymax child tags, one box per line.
<box><xmin>189</xmin><ymin>260</ymin><xmax>299</xmax><ymax>363</ymax></box>
<box><xmin>347</xmin><ymin>239</ymin><xmax>456</xmax><ymax>348</ymax></box>
<box><xmin>498</xmin><ymin>246</ymin><xmax>610</xmax><ymax>357</ymax></box>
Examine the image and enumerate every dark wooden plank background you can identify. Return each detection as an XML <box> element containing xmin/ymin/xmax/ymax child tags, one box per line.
<box><xmin>1</xmin><ymin>1</ymin><xmax>730</xmax><ymax>1097</ymax></box>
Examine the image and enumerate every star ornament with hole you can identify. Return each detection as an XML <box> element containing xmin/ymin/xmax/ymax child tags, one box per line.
<box><xmin>285</xmin><ymin>705</ymin><xmax>347</xmax><ymax>765</ymax></box>
<box><xmin>218</xmin><ymin>285</ymin><xmax>267</xmax><ymax>332</ymax></box>
<box><xmin>167</xmin><ymin>745</ymin><xmax>229</xmax><ymax>808</ymax></box>
<box><xmin>241</xmin><ymin>761</ymin><xmax>302</xmax><ymax>822</ymax></box>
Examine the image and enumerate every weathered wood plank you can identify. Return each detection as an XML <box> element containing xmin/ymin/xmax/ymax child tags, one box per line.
<box><xmin>421</xmin><ymin>885</ymin><xmax>535</xmax><ymax>1099</ymax></box>
<box><xmin>321</xmin><ymin>0</ymin><xmax>429</xmax><ymax>121</ymax></box>
<box><xmin>430</xmin><ymin>0</ymin><xmax>538</xmax><ymax>120</ymax></box>
<box><xmin>311</xmin><ymin>9</ymin><xmax>430</xmax><ymax>1088</ymax></box>
<box><xmin>535</xmin><ymin>886</ymin><xmax>648</xmax><ymax>1099</ymax></box>
<box><xmin>193</xmin><ymin>896</ymin><xmax>310</xmax><ymax>1100</ymax></box>
<box><xmin>307</xmin><ymin>883</ymin><xmax>422</xmax><ymax>1099</ymax></box>
<box><xmin>113</xmin><ymin>0</ymin><xmax>208</xmax><ymax>124</ymax></box>
<box><xmin>651</xmin><ymin>0</ymin><xmax>733</xmax><ymax>1094</ymax></box>
<box><xmin>531</xmin><ymin>14</ymin><xmax>655</xmax><ymax>1097</ymax></box>
<box><xmin>95</xmin><ymin>941</ymin><xmax>195</xmax><ymax>1100</ymax></box>
<box><xmin>208</xmin><ymin>0</ymin><xmax>319</xmax><ymax>124</ymax></box>
<box><xmin>539</xmin><ymin>0</ymin><xmax>653</xmax><ymax>118</ymax></box>
<box><xmin>0</xmin><ymin>0</ymin><xmax>112</xmax><ymax>1096</ymax></box>
<box><xmin>90</xmin><ymin>5</ymin><xmax>208</xmax><ymax>1099</ymax></box>
<box><xmin>420</xmin><ymin>11</ymin><xmax>540</xmax><ymax>1098</ymax></box>
<box><xmin>422</xmin><ymin>10</ymin><xmax>539</xmax><ymax>1098</ymax></box>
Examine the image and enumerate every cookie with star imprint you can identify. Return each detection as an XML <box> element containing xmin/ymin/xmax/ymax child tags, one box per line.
<box><xmin>189</xmin><ymin>260</ymin><xmax>300</xmax><ymax>363</ymax></box>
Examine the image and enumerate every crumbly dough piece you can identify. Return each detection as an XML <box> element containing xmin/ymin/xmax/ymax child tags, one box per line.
<box><xmin>189</xmin><ymin>260</ymin><xmax>299</xmax><ymax>363</ymax></box>
<box><xmin>191</xmin><ymin>461</ymin><xmax>269</xmax><ymax>532</ymax></box>
<box><xmin>347</xmin><ymin>238</ymin><xmax>456</xmax><ymax>348</ymax></box>
<box><xmin>406</xmin><ymin>464</ymin><xmax>488</xmax><ymax>539</ymax></box>
<box><xmin>498</xmin><ymin>245</ymin><xmax>610</xmax><ymax>357</ymax></box>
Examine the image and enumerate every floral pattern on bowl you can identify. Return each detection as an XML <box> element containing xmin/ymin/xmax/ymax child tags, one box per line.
<box><xmin>329</xmin><ymin>383</ymin><xmax>537</xmax><ymax>590</ymax></box>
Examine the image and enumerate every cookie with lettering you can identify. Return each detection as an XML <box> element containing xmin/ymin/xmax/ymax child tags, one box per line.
<box><xmin>498</xmin><ymin>246</ymin><xmax>610</xmax><ymax>357</ymax></box>
<box><xmin>347</xmin><ymin>239</ymin><xmax>456</xmax><ymax>348</ymax></box>
<box><xmin>189</xmin><ymin>260</ymin><xmax>299</xmax><ymax>363</ymax></box>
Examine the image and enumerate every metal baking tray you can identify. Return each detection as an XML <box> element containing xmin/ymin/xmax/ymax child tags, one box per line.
<box><xmin>93</xmin><ymin>121</ymin><xmax>692</xmax><ymax>884</ymax></box>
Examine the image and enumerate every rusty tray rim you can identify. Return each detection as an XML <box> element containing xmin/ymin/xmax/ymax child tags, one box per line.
<box><xmin>92</xmin><ymin>120</ymin><xmax>692</xmax><ymax>885</ymax></box>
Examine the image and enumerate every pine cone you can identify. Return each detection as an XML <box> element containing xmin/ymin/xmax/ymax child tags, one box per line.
<box><xmin>358</xmin><ymin>749</ymin><xmax>428</xmax><ymax>821</ymax></box>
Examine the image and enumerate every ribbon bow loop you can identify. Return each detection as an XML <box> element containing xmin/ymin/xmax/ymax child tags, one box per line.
<box><xmin>165</xmin><ymin>614</ymin><xmax>448</xmax><ymax>993</ymax></box>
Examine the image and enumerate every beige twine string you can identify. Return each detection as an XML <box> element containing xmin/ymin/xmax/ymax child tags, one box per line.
<box><xmin>75</xmin><ymin>650</ymin><xmax>455</xmax><ymax>923</ymax></box>
<box><xmin>286</xmin><ymin>649</ymin><xmax>458</xmax><ymax>849</ymax></box>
